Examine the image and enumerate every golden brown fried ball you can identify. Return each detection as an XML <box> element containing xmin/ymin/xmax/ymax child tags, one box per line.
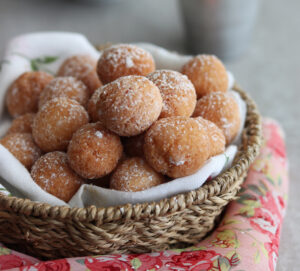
<box><xmin>97</xmin><ymin>44</ymin><xmax>155</xmax><ymax>84</ymax></box>
<box><xmin>6</xmin><ymin>71</ymin><xmax>54</xmax><ymax>117</ymax></box>
<box><xmin>96</xmin><ymin>75</ymin><xmax>162</xmax><ymax>136</ymax></box>
<box><xmin>193</xmin><ymin>92</ymin><xmax>241</xmax><ymax>144</ymax></box>
<box><xmin>110</xmin><ymin>157</ymin><xmax>164</xmax><ymax>192</ymax></box>
<box><xmin>194</xmin><ymin>117</ymin><xmax>226</xmax><ymax>156</ymax></box>
<box><xmin>182</xmin><ymin>55</ymin><xmax>228</xmax><ymax>99</ymax></box>
<box><xmin>7</xmin><ymin>113</ymin><xmax>35</xmax><ymax>135</ymax></box>
<box><xmin>0</xmin><ymin>133</ymin><xmax>41</xmax><ymax>170</ymax></box>
<box><xmin>67</xmin><ymin>122</ymin><xmax>123</xmax><ymax>179</ymax></box>
<box><xmin>144</xmin><ymin>116</ymin><xmax>210</xmax><ymax>178</ymax></box>
<box><xmin>57</xmin><ymin>55</ymin><xmax>102</xmax><ymax>96</ymax></box>
<box><xmin>39</xmin><ymin>77</ymin><xmax>89</xmax><ymax>109</ymax></box>
<box><xmin>31</xmin><ymin>151</ymin><xmax>83</xmax><ymax>202</ymax></box>
<box><xmin>147</xmin><ymin>70</ymin><xmax>196</xmax><ymax>118</ymax></box>
<box><xmin>32</xmin><ymin>97</ymin><xmax>89</xmax><ymax>152</ymax></box>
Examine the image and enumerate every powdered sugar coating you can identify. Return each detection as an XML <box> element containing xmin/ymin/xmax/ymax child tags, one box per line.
<box><xmin>181</xmin><ymin>55</ymin><xmax>228</xmax><ymax>99</ymax></box>
<box><xmin>0</xmin><ymin>132</ymin><xmax>41</xmax><ymax>170</ymax></box>
<box><xmin>97</xmin><ymin>44</ymin><xmax>155</xmax><ymax>84</ymax></box>
<box><xmin>67</xmin><ymin>122</ymin><xmax>123</xmax><ymax>179</ymax></box>
<box><xmin>95</xmin><ymin>131</ymin><xmax>103</xmax><ymax>138</ymax></box>
<box><xmin>7</xmin><ymin>113</ymin><xmax>35</xmax><ymax>135</ymax></box>
<box><xmin>144</xmin><ymin>116</ymin><xmax>210</xmax><ymax>178</ymax></box>
<box><xmin>147</xmin><ymin>70</ymin><xmax>196</xmax><ymax>118</ymax></box>
<box><xmin>39</xmin><ymin>77</ymin><xmax>89</xmax><ymax>109</ymax></box>
<box><xmin>6</xmin><ymin>71</ymin><xmax>54</xmax><ymax>117</ymax></box>
<box><xmin>96</xmin><ymin>75</ymin><xmax>162</xmax><ymax>136</ymax></box>
<box><xmin>194</xmin><ymin>117</ymin><xmax>226</xmax><ymax>156</ymax></box>
<box><xmin>110</xmin><ymin>157</ymin><xmax>164</xmax><ymax>192</ymax></box>
<box><xmin>31</xmin><ymin>151</ymin><xmax>83</xmax><ymax>202</ymax></box>
<box><xmin>193</xmin><ymin>92</ymin><xmax>241</xmax><ymax>144</ymax></box>
<box><xmin>32</xmin><ymin>97</ymin><xmax>89</xmax><ymax>152</ymax></box>
<box><xmin>57</xmin><ymin>55</ymin><xmax>102</xmax><ymax>96</ymax></box>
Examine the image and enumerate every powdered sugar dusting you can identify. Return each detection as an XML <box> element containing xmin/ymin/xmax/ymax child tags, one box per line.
<box><xmin>57</xmin><ymin>55</ymin><xmax>101</xmax><ymax>94</ymax></box>
<box><xmin>98</xmin><ymin>75</ymin><xmax>162</xmax><ymax>136</ymax></box>
<box><xmin>97</xmin><ymin>44</ymin><xmax>155</xmax><ymax>85</ymax></box>
<box><xmin>0</xmin><ymin>133</ymin><xmax>41</xmax><ymax>169</ymax></box>
<box><xmin>144</xmin><ymin>116</ymin><xmax>211</xmax><ymax>177</ymax></box>
<box><xmin>7</xmin><ymin>113</ymin><xmax>35</xmax><ymax>134</ymax></box>
<box><xmin>101</xmin><ymin>44</ymin><xmax>153</xmax><ymax>73</ymax></box>
<box><xmin>182</xmin><ymin>54</ymin><xmax>228</xmax><ymax>98</ymax></box>
<box><xmin>110</xmin><ymin>157</ymin><xmax>164</xmax><ymax>192</ymax></box>
<box><xmin>194</xmin><ymin>117</ymin><xmax>226</xmax><ymax>156</ymax></box>
<box><xmin>193</xmin><ymin>92</ymin><xmax>241</xmax><ymax>143</ymax></box>
<box><xmin>31</xmin><ymin>151</ymin><xmax>83</xmax><ymax>201</ymax></box>
<box><xmin>67</xmin><ymin>122</ymin><xmax>122</xmax><ymax>179</ymax></box>
<box><xmin>95</xmin><ymin>131</ymin><xmax>103</xmax><ymax>138</ymax></box>
<box><xmin>39</xmin><ymin>76</ymin><xmax>89</xmax><ymax>108</ymax></box>
<box><xmin>32</xmin><ymin>97</ymin><xmax>89</xmax><ymax>152</ymax></box>
<box><xmin>6</xmin><ymin>71</ymin><xmax>54</xmax><ymax>117</ymax></box>
<box><xmin>58</xmin><ymin>55</ymin><xmax>95</xmax><ymax>78</ymax></box>
<box><xmin>147</xmin><ymin>69</ymin><xmax>196</xmax><ymax>117</ymax></box>
<box><xmin>169</xmin><ymin>157</ymin><xmax>186</xmax><ymax>166</ymax></box>
<box><xmin>125</xmin><ymin>56</ymin><xmax>134</xmax><ymax>68</ymax></box>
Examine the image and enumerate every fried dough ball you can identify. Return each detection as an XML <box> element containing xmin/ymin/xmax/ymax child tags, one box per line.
<box><xmin>194</xmin><ymin>117</ymin><xmax>226</xmax><ymax>156</ymax></box>
<box><xmin>6</xmin><ymin>71</ymin><xmax>54</xmax><ymax>117</ymax></box>
<box><xmin>57</xmin><ymin>55</ymin><xmax>102</xmax><ymax>95</ymax></box>
<box><xmin>39</xmin><ymin>77</ymin><xmax>89</xmax><ymax>109</ymax></box>
<box><xmin>7</xmin><ymin>113</ymin><xmax>35</xmax><ymax>135</ymax></box>
<box><xmin>97</xmin><ymin>44</ymin><xmax>155</xmax><ymax>84</ymax></box>
<box><xmin>67</xmin><ymin>122</ymin><xmax>123</xmax><ymax>179</ymax></box>
<box><xmin>110</xmin><ymin>157</ymin><xmax>165</xmax><ymax>192</ymax></box>
<box><xmin>144</xmin><ymin>116</ymin><xmax>210</xmax><ymax>178</ymax></box>
<box><xmin>31</xmin><ymin>151</ymin><xmax>83</xmax><ymax>202</ymax></box>
<box><xmin>32</xmin><ymin>97</ymin><xmax>89</xmax><ymax>152</ymax></box>
<box><xmin>182</xmin><ymin>55</ymin><xmax>228</xmax><ymax>99</ymax></box>
<box><xmin>96</xmin><ymin>76</ymin><xmax>162</xmax><ymax>136</ymax></box>
<box><xmin>123</xmin><ymin>133</ymin><xmax>145</xmax><ymax>157</ymax></box>
<box><xmin>147</xmin><ymin>70</ymin><xmax>196</xmax><ymax>118</ymax></box>
<box><xmin>193</xmin><ymin>92</ymin><xmax>241</xmax><ymax>144</ymax></box>
<box><xmin>87</xmin><ymin>87</ymin><xmax>103</xmax><ymax>122</ymax></box>
<box><xmin>0</xmin><ymin>133</ymin><xmax>41</xmax><ymax>170</ymax></box>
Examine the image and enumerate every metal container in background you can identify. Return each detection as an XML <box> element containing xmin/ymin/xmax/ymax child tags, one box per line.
<box><xmin>179</xmin><ymin>0</ymin><xmax>260</xmax><ymax>61</ymax></box>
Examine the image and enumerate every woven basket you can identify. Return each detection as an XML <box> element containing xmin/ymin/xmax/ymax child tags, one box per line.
<box><xmin>0</xmin><ymin>86</ymin><xmax>262</xmax><ymax>260</ymax></box>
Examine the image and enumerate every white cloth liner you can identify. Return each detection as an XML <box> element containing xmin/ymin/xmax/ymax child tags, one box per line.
<box><xmin>0</xmin><ymin>32</ymin><xmax>246</xmax><ymax>207</ymax></box>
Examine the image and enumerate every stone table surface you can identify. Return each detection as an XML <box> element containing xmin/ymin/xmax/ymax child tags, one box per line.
<box><xmin>0</xmin><ymin>0</ymin><xmax>299</xmax><ymax>269</ymax></box>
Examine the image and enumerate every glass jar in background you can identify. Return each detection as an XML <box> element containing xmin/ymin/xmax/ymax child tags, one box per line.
<box><xmin>179</xmin><ymin>0</ymin><xmax>260</xmax><ymax>61</ymax></box>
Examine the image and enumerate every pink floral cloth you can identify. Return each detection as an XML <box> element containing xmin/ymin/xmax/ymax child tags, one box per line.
<box><xmin>0</xmin><ymin>118</ymin><xmax>288</xmax><ymax>271</ymax></box>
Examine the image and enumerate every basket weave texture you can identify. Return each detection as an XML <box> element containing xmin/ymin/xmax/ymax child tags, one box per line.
<box><xmin>0</xmin><ymin>86</ymin><xmax>262</xmax><ymax>260</ymax></box>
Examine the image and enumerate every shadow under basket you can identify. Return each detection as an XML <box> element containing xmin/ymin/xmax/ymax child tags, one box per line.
<box><xmin>0</xmin><ymin>86</ymin><xmax>262</xmax><ymax>260</ymax></box>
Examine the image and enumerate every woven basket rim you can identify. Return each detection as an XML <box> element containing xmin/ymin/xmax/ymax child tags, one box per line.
<box><xmin>0</xmin><ymin>86</ymin><xmax>262</xmax><ymax>224</ymax></box>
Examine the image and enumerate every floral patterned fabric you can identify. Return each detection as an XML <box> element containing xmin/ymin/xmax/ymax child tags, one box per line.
<box><xmin>0</xmin><ymin>118</ymin><xmax>288</xmax><ymax>271</ymax></box>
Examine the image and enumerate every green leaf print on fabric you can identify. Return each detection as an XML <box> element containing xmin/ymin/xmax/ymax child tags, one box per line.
<box><xmin>13</xmin><ymin>53</ymin><xmax>58</xmax><ymax>74</ymax></box>
<box><xmin>30</xmin><ymin>56</ymin><xmax>58</xmax><ymax>72</ymax></box>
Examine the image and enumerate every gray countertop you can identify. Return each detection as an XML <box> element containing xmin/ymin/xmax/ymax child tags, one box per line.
<box><xmin>0</xmin><ymin>0</ymin><xmax>299</xmax><ymax>269</ymax></box>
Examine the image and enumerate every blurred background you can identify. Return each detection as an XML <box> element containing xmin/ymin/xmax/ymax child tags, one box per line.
<box><xmin>0</xmin><ymin>0</ymin><xmax>299</xmax><ymax>269</ymax></box>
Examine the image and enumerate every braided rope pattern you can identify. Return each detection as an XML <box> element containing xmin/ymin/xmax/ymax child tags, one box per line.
<box><xmin>0</xmin><ymin>86</ymin><xmax>262</xmax><ymax>259</ymax></box>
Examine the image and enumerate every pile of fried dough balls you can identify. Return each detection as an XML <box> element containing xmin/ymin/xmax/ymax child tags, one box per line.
<box><xmin>1</xmin><ymin>44</ymin><xmax>240</xmax><ymax>202</ymax></box>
